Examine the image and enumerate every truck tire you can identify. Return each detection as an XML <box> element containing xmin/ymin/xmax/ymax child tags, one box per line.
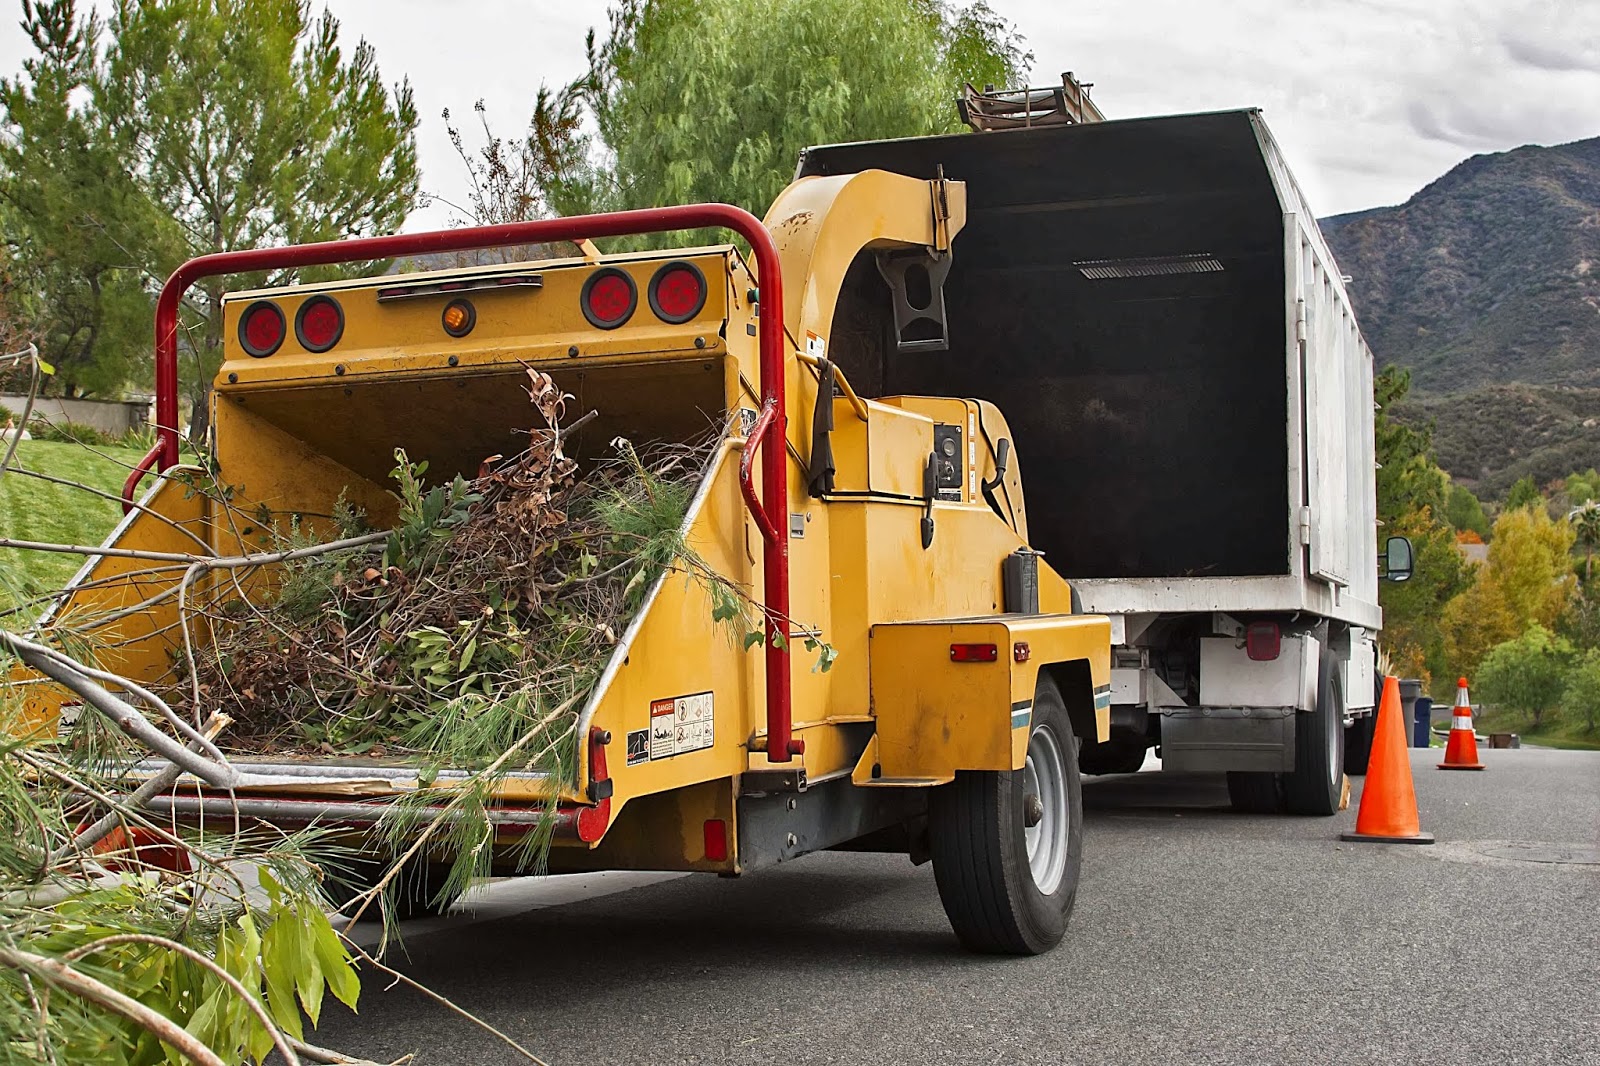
<box><xmin>1226</xmin><ymin>771</ymin><xmax>1281</xmax><ymax>813</ymax></box>
<box><xmin>1344</xmin><ymin>710</ymin><xmax>1376</xmax><ymax>775</ymax></box>
<box><xmin>928</xmin><ymin>674</ymin><xmax>1082</xmax><ymax>955</ymax></box>
<box><xmin>1282</xmin><ymin>651</ymin><xmax>1345</xmax><ymax>815</ymax></box>
<box><xmin>324</xmin><ymin>857</ymin><xmax>461</xmax><ymax>921</ymax></box>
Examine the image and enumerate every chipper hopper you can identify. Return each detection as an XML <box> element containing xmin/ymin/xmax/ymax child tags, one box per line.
<box><xmin>10</xmin><ymin>185</ymin><xmax>1110</xmax><ymax>954</ymax></box>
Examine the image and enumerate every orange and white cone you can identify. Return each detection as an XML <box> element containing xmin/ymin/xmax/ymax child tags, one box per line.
<box><xmin>1438</xmin><ymin>677</ymin><xmax>1485</xmax><ymax>771</ymax></box>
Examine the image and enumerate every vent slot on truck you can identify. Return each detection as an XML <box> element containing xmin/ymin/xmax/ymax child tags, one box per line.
<box><xmin>808</xmin><ymin>111</ymin><xmax>1290</xmax><ymax>580</ymax></box>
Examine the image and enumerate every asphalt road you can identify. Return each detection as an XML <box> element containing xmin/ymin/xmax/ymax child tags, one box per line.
<box><xmin>316</xmin><ymin>749</ymin><xmax>1600</xmax><ymax>1065</ymax></box>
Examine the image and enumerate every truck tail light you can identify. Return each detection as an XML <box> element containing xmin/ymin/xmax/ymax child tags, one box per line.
<box><xmin>581</xmin><ymin>267</ymin><xmax>636</xmax><ymax>329</ymax></box>
<box><xmin>1245</xmin><ymin>621</ymin><xmax>1281</xmax><ymax>661</ymax></box>
<box><xmin>648</xmin><ymin>261</ymin><xmax>707</xmax><ymax>323</ymax></box>
<box><xmin>294</xmin><ymin>295</ymin><xmax>344</xmax><ymax>352</ymax></box>
<box><xmin>950</xmin><ymin>643</ymin><xmax>999</xmax><ymax>663</ymax></box>
<box><xmin>703</xmin><ymin>818</ymin><xmax>728</xmax><ymax>862</ymax></box>
<box><xmin>238</xmin><ymin>300</ymin><xmax>285</xmax><ymax>358</ymax></box>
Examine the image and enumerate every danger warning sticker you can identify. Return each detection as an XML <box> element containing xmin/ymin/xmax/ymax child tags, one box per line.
<box><xmin>649</xmin><ymin>691</ymin><xmax>714</xmax><ymax>760</ymax></box>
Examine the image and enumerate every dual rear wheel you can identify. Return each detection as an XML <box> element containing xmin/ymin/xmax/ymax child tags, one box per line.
<box><xmin>1226</xmin><ymin>649</ymin><xmax>1346</xmax><ymax>816</ymax></box>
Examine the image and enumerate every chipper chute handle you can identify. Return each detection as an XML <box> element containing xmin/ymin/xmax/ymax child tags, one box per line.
<box><xmin>126</xmin><ymin>205</ymin><xmax>802</xmax><ymax>763</ymax></box>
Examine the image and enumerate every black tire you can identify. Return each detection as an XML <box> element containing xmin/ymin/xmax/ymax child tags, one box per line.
<box><xmin>928</xmin><ymin>674</ymin><xmax>1083</xmax><ymax>955</ymax></box>
<box><xmin>1079</xmin><ymin>738</ymin><xmax>1148</xmax><ymax>776</ymax></box>
<box><xmin>1344</xmin><ymin>709</ymin><xmax>1376</xmax><ymax>775</ymax></box>
<box><xmin>323</xmin><ymin>856</ymin><xmax>461</xmax><ymax>921</ymax></box>
<box><xmin>1226</xmin><ymin>770</ymin><xmax>1281</xmax><ymax>813</ymax></box>
<box><xmin>1282</xmin><ymin>650</ymin><xmax>1345</xmax><ymax>815</ymax></box>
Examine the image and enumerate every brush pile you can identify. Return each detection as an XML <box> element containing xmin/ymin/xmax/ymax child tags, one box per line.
<box><xmin>191</xmin><ymin>370</ymin><xmax>724</xmax><ymax>767</ymax></box>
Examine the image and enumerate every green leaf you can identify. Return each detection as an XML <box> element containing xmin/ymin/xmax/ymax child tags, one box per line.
<box><xmin>261</xmin><ymin>920</ymin><xmax>306</xmax><ymax>1040</ymax></box>
<box><xmin>742</xmin><ymin>629</ymin><xmax>764</xmax><ymax>650</ymax></box>
<box><xmin>311</xmin><ymin>910</ymin><xmax>361</xmax><ymax>1011</ymax></box>
<box><xmin>295</xmin><ymin>925</ymin><xmax>326</xmax><ymax>1027</ymax></box>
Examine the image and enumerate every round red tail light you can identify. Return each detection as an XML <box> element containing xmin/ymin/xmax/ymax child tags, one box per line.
<box><xmin>294</xmin><ymin>295</ymin><xmax>344</xmax><ymax>353</ymax></box>
<box><xmin>581</xmin><ymin>268</ymin><xmax>637</xmax><ymax>330</ymax></box>
<box><xmin>239</xmin><ymin>301</ymin><xmax>286</xmax><ymax>358</ymax></box>
<box><xmin>649</xmin><ymin>262</ymin><xmax>707</xmax><ymax>324</ymax></box>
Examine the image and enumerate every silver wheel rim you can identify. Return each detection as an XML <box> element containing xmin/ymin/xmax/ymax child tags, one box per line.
<box><xmin>1023</xmin><ymin>724</ymin><xmax>1069</xmax><ymax>895</ymax></box>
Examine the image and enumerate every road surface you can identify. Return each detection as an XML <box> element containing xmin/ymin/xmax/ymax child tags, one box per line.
<box><xmin>316</xmin><ymin>748</ymin><xmax>1600</xmax><ymax>1065</ymax></box>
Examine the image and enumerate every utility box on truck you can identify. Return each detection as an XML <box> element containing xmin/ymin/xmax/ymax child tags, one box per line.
<box><xmin>798</xmin><ymin>108</ymin><xmax>1384</xmax><ymax>814</ymax></box>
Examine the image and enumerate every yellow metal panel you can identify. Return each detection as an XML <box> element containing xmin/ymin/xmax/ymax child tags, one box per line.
<box><xmin>764</xmin><ymin>170</ymin><xmax>966</xmax><ymax>353</ymax></box>
<box><xmin>574</xmin><ymin>442</ymin><xmax>758</xmax><ymax>814</ymax></box>
<box><xmin>869</xmin><ymin>620</ymin><xmax>1014</xmax><ymax>781</ymax></box>
<box><xmin>868</xmin><ymin>614</ymin><xmax>1111</xmax><ymax>782</ymax></box>
<box><xmin>218</xmin><ymin>251</ymin><xmax>733</xmax><ymax>389</ymax></box>
<box><xmin>12</xmin><ymin>473</ymin><xmax>210</xmax><ymax>735</ymax></box>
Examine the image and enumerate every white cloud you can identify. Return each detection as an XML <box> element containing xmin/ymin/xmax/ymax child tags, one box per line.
<box><xmin>1</xmin><ymin>0</ymin><xmax>1596</xmax><ymax>223</ymax></box>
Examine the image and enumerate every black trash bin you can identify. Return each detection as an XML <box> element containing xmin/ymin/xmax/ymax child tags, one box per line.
<box><xmin>1413</xmin><ymin>696</ymin><xmax>1433</xmax><ymax>748</ymax></box>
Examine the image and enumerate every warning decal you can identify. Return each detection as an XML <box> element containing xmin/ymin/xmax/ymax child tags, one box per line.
<box><xmin>649</xmin><ymin>691</ymin><xmax>714</xmax><ymax>760</ymax></box>
<box><xmin>625</xmin><ymin>728</ymin><xmax>650</xmax><ymax>766</ymax></box>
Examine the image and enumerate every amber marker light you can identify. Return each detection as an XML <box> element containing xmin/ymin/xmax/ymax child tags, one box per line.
<box><xmin>442</xmin><ymin>298</ymin><xmax>476</xmax><ymax>338</ymax></box>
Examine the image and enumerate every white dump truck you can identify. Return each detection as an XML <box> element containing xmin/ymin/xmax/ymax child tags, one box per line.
<box><xmin>798</xmin><ymin>103</ymin><xmax>1406</xmax><ymax>815</ymax></box>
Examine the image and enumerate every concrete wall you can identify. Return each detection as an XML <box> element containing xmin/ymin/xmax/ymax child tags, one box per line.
<box><xmin>0</xmin><ymin>394</ymin><xmax>152</xmax><ymax>436</ymax></box>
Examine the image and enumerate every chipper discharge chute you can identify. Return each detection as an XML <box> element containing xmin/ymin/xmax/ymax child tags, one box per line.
<box><xmin>10</xmin><ymin>190</ymin><xmax>1110</xmax><ymax>954</ymax></box>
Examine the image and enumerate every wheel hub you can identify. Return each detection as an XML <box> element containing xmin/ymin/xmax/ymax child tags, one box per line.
<box><xmin>1022</xmin><ymin>723</ymin><xmax>1069</xmax><ymax>895</ymax></box>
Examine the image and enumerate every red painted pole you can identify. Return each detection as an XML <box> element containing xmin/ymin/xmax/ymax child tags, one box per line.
<box><xmin>132</xmin><ymin>205</ymin><xmax>798</xmax><ymax>762</ymax></box>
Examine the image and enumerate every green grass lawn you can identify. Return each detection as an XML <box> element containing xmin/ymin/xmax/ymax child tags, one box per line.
<box><xmin>1472</xmin><ymin>704</ymin><xmax>1600</xmax><ymax>751</ymax></box>
<box><xmin>1</xmin><ymin>439</ymin><xmax>152</xmax><ymax>618</ymax></box>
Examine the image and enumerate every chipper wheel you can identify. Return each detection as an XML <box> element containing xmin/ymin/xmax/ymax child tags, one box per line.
<box><xmin>928</xmin><ymin>674</ymin><xmax>1083</xmax><ymax>955</ymax></box>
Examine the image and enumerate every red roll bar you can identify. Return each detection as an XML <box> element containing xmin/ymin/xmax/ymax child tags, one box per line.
<box><xmin>127</xmin><ymin>205</ymin><xmax>800</xmax><ymax>762</ymax></box>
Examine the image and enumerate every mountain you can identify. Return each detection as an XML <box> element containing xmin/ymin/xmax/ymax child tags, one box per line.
<box><xmin>1321</xmin><ymin>136</ymin><xmax>1600</xmax><ymax>394</ymax></box>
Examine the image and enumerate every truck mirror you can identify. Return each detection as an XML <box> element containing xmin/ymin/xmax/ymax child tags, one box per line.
<box><xmin>1383</xmin><ymin>536</ymin><xmax>1414</xmax><ymax>582</ymax></box>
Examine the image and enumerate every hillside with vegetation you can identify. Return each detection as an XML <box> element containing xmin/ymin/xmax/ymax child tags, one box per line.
<box><xmin>1321</xmin><ymin>135</ymin><xmax>1600</xmax><ymax>394</ymax></box>
<box><xmin>1395</xmin><ymin>384</ymin><xmax>1600</xmax><ymax>499</ymax></box>
<box><xmin>1321</xmin><ymin>136</ymin><xmax>1600</xmax><ymax>501</ymax></box>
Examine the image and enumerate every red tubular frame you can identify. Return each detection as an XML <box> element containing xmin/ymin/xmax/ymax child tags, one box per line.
<box><xmin>127</xmin><ymin>205</ymin><xmax>799</xmax><ymax>763</ymax></box>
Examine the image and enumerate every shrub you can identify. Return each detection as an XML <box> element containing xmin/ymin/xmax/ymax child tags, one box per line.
<box><xmin>27</xmin><ymin>419</ymin><xmax>115</xmax><ymax>446</ymax></box>
<box><xmin>1559</xmin><ymin>648</ymin><xmax>1600</xmax><ymax>733</ymax></box>
<box><xmin>1475</xmin><ymin>624</ymin><xmax>1573</xmax><ymax>727</ymax></box>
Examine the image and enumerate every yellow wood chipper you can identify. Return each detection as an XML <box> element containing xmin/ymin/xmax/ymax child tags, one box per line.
<box><xmin>9</xmin><ymin>137</ymin><xmax>1122</xmax><ymax>954</ymax></box>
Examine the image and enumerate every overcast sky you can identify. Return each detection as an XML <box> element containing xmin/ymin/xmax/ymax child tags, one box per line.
<box><xmin>3</xmin><ymin>0</ymin><xmax>1598</xmax><ymax>229</ymax></box>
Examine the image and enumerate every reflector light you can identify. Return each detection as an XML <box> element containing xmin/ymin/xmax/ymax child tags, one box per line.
<box><xmin>294</xmin><ymin>295</ymin><xmax>344</xmax><ymax>353</ymax></box>
<box><xmin>238</xmin><ymin>301</ymin><xmax>285</xmax><ymax>358</ymax></box>
<box><xmin>581</xmin><ymin>268</ymin><xmax>636</xmax><ymax>329</ymax></box>
<box><xmin>950</xmin><ymin>643</ymin><xmax>999</xmax><ymax>663</ymax></box>
<box><xmin>1245</xmin><ymin>621</ymin><xmax>1281</xmax><ymax>662</ymax></box>
<box><xmin>441</xmin><ymin>298</ymin><xmax>476</xmax><ymax>338</ymax></box>
<box><xmin>703</xmin><ymin>818</ymin><xmax>728</xmax><ymax>862</ymax></box>
<box><xmin>648</xmin><ymin>261</ymin><xmax>708</xmax><ymax>324</ymax></box>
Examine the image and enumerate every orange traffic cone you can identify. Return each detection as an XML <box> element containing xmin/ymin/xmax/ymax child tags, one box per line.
<box><xmin>1340</xmin><ymin>676</ymin><xmax>1435</xmax><ymax>844</ymax></box>
<box><xmin>1438</xmin><ymin>676</ymin><xmax>1486</xmax><ymax>770</ymax></box>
